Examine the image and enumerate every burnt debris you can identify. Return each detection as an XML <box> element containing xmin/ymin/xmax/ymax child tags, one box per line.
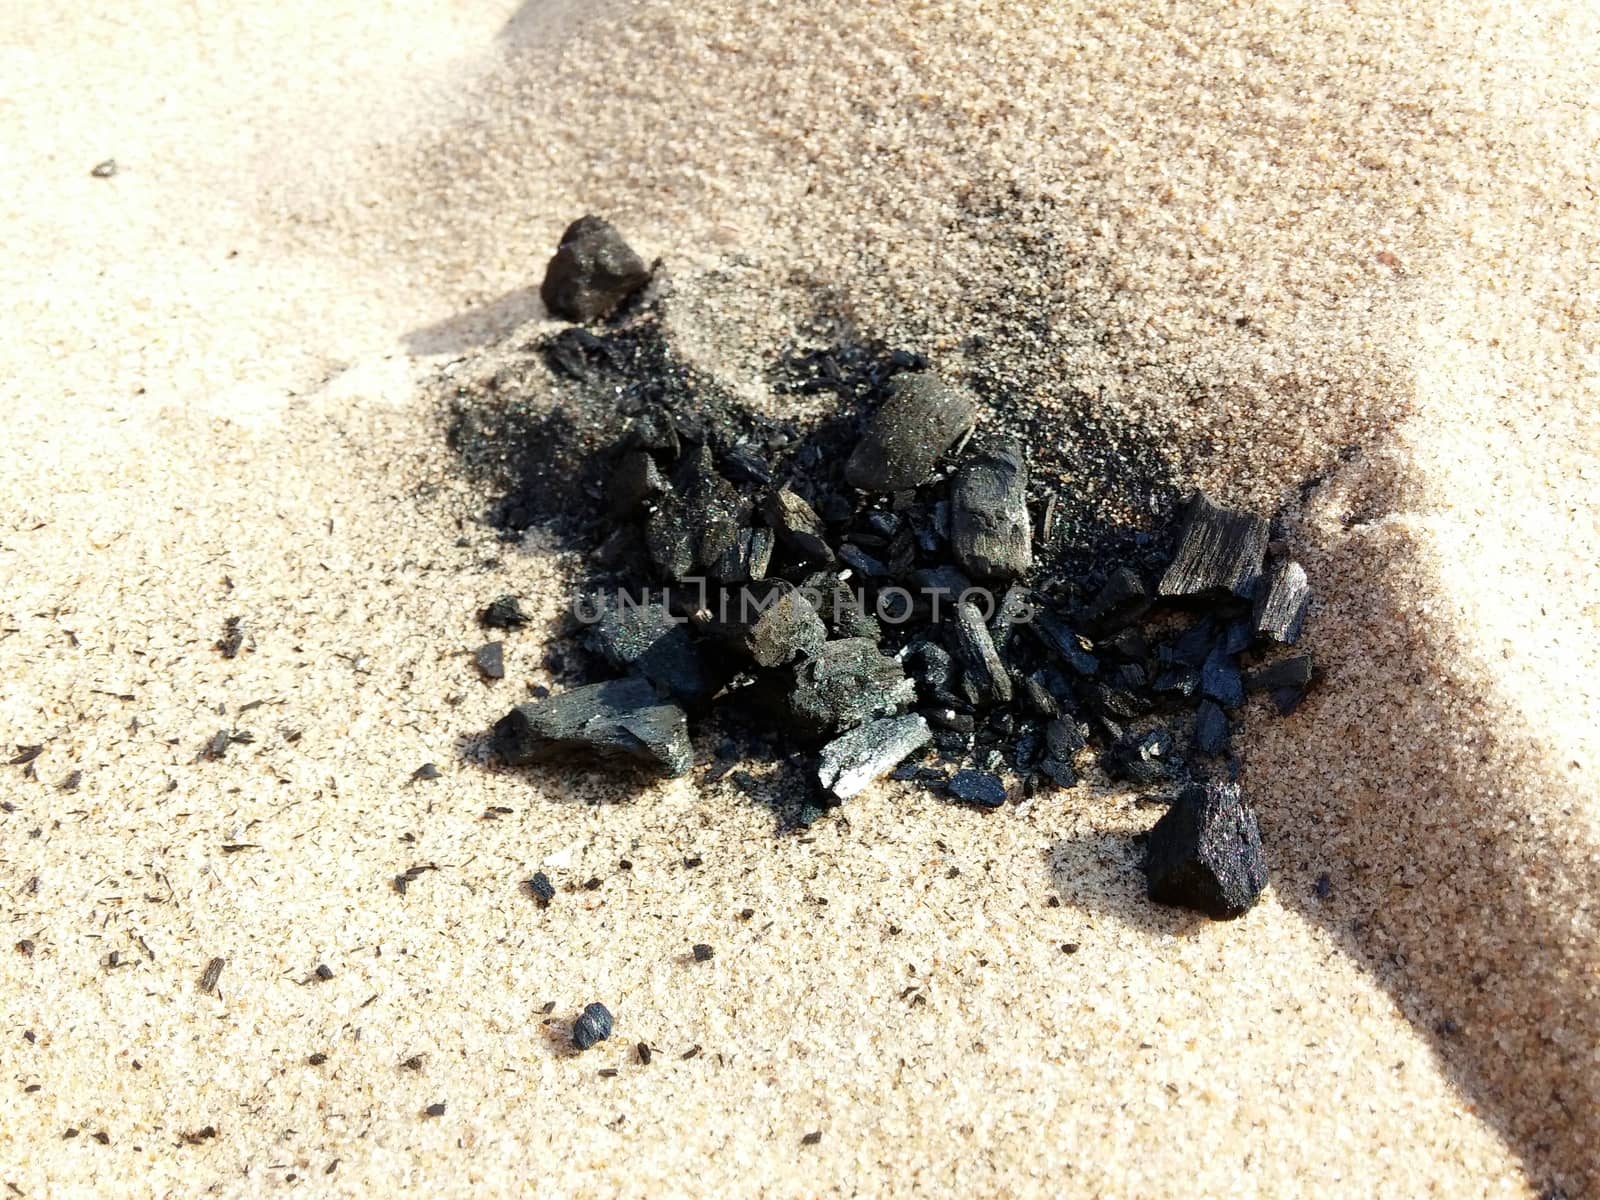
<box><xmin>571</xmin><ymin>1002</ymin><xmax>615</xmax><ymax>1051</ymax></box>
<box><xmin>540</xmin><ymin>216</ymin><xmax>651</xmax><ymax>323</ymax></box>
<box><xmin>1143</xmin><ymin>780</ymin><xmax>1268</xmax><ymax>919</ymax></box>
<box><xmin>464</xmin><ymin>224</ymin><xmax>1323</xmax><ymax>920</ymax></box>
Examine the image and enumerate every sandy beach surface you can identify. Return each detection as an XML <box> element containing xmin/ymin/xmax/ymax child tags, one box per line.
<box><xmin>3</xmin><ymin>1</ymin><xmax>1597</xmax><ymax>1195</ymax></box>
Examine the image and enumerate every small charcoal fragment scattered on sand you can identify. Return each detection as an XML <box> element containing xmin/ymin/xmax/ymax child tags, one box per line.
<box><xmin>947</xmin><ymin>769</ymin><xmax>1007</xmax><ymax>808</ymax></box>
<box><xmin>572</xmin><ymin>1002</ymin><xmax>614</xmax><ymax>1051</ymax></box>
<box><xmin>480</xmin><ymin>595</ymin><xmax>531</xmax><ymax>630</ymax></box>
<box><xmin>492</xmin><ymin>679</ymin><xmax>692</xmax><ymax>778</ymax></box>
<box><xmin>475</xmin><ymin>641</ymin><xmax>506</xmax><ymax>680</ymax></box>
<box><xmin>540</xmin><ymin>215</ymin><xmax>650</xmax><ymax>322</ymax></box>
<box><xmin>1143</xmin><ymin>781</ymin><xmax>1268</xmax><ymax>919</ymax></box>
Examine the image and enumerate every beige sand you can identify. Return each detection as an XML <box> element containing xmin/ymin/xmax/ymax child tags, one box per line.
<box><xmin>2</xmin><ymin>0</ymin><xmax>1596</xmax><ymax>1195</ymax></box>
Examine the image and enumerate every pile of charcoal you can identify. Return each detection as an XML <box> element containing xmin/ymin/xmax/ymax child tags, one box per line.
<box><xmin>481</xmin><ymin>217</ymin><xmax>1316</xmax><ymax>921</ymax></box>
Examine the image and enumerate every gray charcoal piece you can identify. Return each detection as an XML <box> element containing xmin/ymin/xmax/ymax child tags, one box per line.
<box><xmin>947</xmin><ymin>601</ymin><xmax>1012</xmax><ymax>705</ymax></box>
<box><xmin>723</xmin><ymin>581</ymin><xmax>827</xmax><ymax>668</ymax></box>
<box><xmin>989</xmin><ymin>584</ymin><xmax>1035</xmax><ymax>652</ymax></box>
<box><xmin>646</xmin><ymin>445</ymin><xmax>747</xmax><ymax>580</ymax></box>
<box><xmin>1105</xmin><ymin>727</ymin><xmax>1179</xmax><ymax>785</ymax></box>
<box><xmin>1143</xmin><ymin>781</ymin><xmax>1268</xmax><ymax>919</ymax></box>
<box><xmin>586</xmin><ymin>600</ymin><xmax>715</xmax><ymax>706</ymax></box>
<box><xmin>1253</xmin><ymin>559</ymin><xmax>1311</xmax><ymax>644</ymax></box>
<box><xmin>947</xmin><ymin>769</ymin><xmax>1007</xmax><ymax>808</ymax></box>
<box><xmin>949</xmin><ymin>438</ymin><xmax>1032</xmax><ymax>580</ymax></box>
<box><xmin>1157</xmin><ymin>492</ymin><xmax>1270</xmax><ymax>599</ymax></box>
<box><xmin>540</xmin><ymin>216</ymin><xmax>650</xmax><ymax>322</ymax></box>
<box><xmin>816</xmin><ymin>715</ymin><xmax>932</xmax><ymax>803</ymax></box>
<box><xmin>491</xmin><ymin>678</ymin><xmax>692</xmax><ymax>778</ymax></box>
<box><xmin>479</xmin><ymin>595</ymin><xmax>530</xmax><ymax>630</ymax></box>
<box><xmin>1194</xmin><ymin>699</ymin><xmax>1230</xmax><ymax>756</ymax></box>
<box><xmin>786</xmin><ymin>638</ymin><xmax>916</xmax><ymax>735</ymax></box>
<box><xmin>837</xmin><ymin>543</ymin><xmax>889</xmax><ymax>579</ymax></box>
<box><xmin>844</xmin><ymin>371</ymin><xmax>976</xmax><ymax>492</ymax></box>
<box><xmin>762</xmin><ymin>488</ymin><xmax>834</xmax><ymax>562</ymax></box>
<box><xmin>474</xmin><ymin>642</ymin><xmax>505</xmax><ymax>680</ymax></box>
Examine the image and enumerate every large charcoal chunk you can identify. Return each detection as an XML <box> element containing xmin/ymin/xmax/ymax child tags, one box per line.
<box><xmin>540</xmin><ymin>216</ymin><xmax>650</xmax><ymax>322</ymax></box>
<box><xmin>1157</xmin><ymin>492</ymin><xmax>1269</xmax><ymax>599</ymax></box>
<box><xmin>491</xmin><ymin>679</ymin><xmax>691</xmax><ymax>778</ymax></box>
<box><xmin>586</xmin><ymin>600</ymin><xmax>715</xmax><ymax>706</ymax></box>
<box><xmin>762</xmin><ymin>488</ymin><xmax>834</xmax><ymax>562</ymax></box>
<box><xmin>1143</xmin><ymin>781</ymin><xmax>1268</xmax><ymax>919</ymax></box>
<box><xmin>817</xmin><ymin>715</ymin><xmax>932</xmax><ymax>803</ymax></box>
<box><xmin>947</xmin><ymin>600</ymin><xmax>1013</xmax><ymax>705</ymax></box>
<box><xmin>949</xmin><ymin>438</ymin><xmax>1032</xmax><ymax>580</ymax></box>
<box><xmin>646</xmin><ymin>445</ymin><xmax>747</xmax><ymax>580</ymax></box>
<box><xmin>844</xmin><ymin>371</ymin><xmax>976</xmax><ymax>492</ymax></box>
<box><xmin>785</xmin><ymin>638</ymin><xmax>916</xmax><ymax>735</ymax></box>
<box><xmin>1253</xmin><ymin>559</ymin><xmax>1311</xmax><ymax>644</ymax></box>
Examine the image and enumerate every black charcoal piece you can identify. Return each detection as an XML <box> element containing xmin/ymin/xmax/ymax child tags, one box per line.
<box><xmin>1245</xmin><ymin>654</ymin><xmax>1315</xmax><ymax>692</ymax></box>
<box><xmin>1044</xmin><ymin>717</ymin><xmax>1087</xmax><ymax>760</ymax></box>
<box><xmin>816</xmin><ymin>715</ymin><xmax>932</xmax><ymax>803</ymax></box>
<box><xmin>314</xmin><ymin>964</ymin><xmax>334</xmax><ymax>981</ymax></box>
<box><xmin>1037</xmin><ymin>758</ymin><xmax>1078</xmax><ymax>788</ymax></box>
<box><xmin>1011</xmin><ymin>726</ymin><xmax>1044</xmax><ymax>769</ymax></box>
<box><xmin>691</xmin><ymin>943</ymin><xmax>714</xmax><ymax>963</ymax></box>
<box><xmin>785</xmin><ymin>638</ymin><xmax>916</xmax><ymax>735</ymax></box>
<box><xmin>1018</xmin><ymin>674</ymin><xmax>1060</xmax><ymax>718</ymax></box>
<box><xmin>1153</xmin><ymin>666</ymin><xmax>1200</xmax><ymax>697</ymax></box>
<box><xmin>719</xmin><ymin>443</ymin><xmax>772</xmax><ymax>485</ymax></box>
<box><xmin>844</xmin><ymin>371</ymin><xmax>976</xmax><ymax>492</ymax></box>
<box><xmin>412</xmin><ymin>762</ymin><xmax>441</xmax><ymax>781</ymax></box>
<box><xmin>1080</xmin><ymin>567</ymin><xmax>1150</xmax><ymax>629</ymax></box>
<box><xmin>1143</xmin><ymin>781</ymin><xmax>1268</xmax><ymax>919</ymax></box>
<box><xmin>949</xmin><ymin>438</ymin><xmax>1032</xmax><ymax>580</ymax></box>
<box><xmin>712</xmin><ymin>527</ymin><xmax>774</xmax><ymax>584</ymax></box>
<box><xmin>947</xmin><ymin>601</ymin><xmax>1012</xmax><ymax>705</ymax></box>
<box><xmin>1270</xmin><ymin>686</ymin><xmax>1307</xmax><ymax>716</ymax></box>
<box><xmin>491</xmin><ymin>679</ymin><xmax>692</xmax><ymax>777</ymax></box>
<box><xmin>528</xmin><ymin>872</ymin><xmax>556</xmax><ymax>907</ymax></box>
<box><xmin>1219</xmin><ymin>619</ymin><xmax>1255</xmax><ymax>657</ymax></box>
<box><xmin>424</xmin><ymin>1102</ymin><xmax>447</xmax><ymax>1118</ymax></box>
<box><xmin>540</xmin><ymin>216</ymin><xmax>649</xmax><ymax>322</ymax></box>
<box><xmin>474</xmin><ymin>642</ymin><xmax>505</xmax><ymax>680</ymax></box>
<box><xmin>947</xmin><ymin>770</ymin><xmax>1007</xmax><ymax>808</ymax></box>
<box><xmin>1200</xmin><ymin>646</ymin><xmax>1244</xmax><ymax>709</ymax></box>
<box><xmin>1165</xmin><ymin>619</ymin><xmax>1216</xmax><ymax>668</ymax></box>
<box><xmin>924</xmin><ymin>707</ymin><xmax>976</xmax><ymax>733</ymax></box>
<box><xmin>1030</xmin><ymin>614</ymin><xmax>1099</xmax><ymax>676</ymax></box>
<box><xmin>1253</xmin><ymin>559</ymin><xmax>1311</xmax><ymax>644</ymax></box>
<box><xmin>1087</xmin><ymin>682</ymin><xmax>1148</xmax><ymax>720</ymax></box>
<box><xmin>1101</xmin><ymin>628</ymin><xmax>1150</xmax><ymax>661</ymax></box>
<box><xmin>626</xmin><ymin>408</ymin><xmax>679</xmax><ymax>457</ymax></box>
<box><xmin>571</xmin><ymin>1002</ymin><xmax>615</xmax><ymax>1051</ymax></box>
<box><xmin>586</xmin><ymin>600</ymin><xmax>714</xmax><ymax>706</ymax></box>
<box><xmin>1157</xmin><ymin>492</ymin><xmax>1269</xmax><ymax>599</ymax></box>
<box><xmin>989</xmin><ymin>585</ymin><xmax>1035</xmax><ymax>652</ymax></box>
<box><xmin>480</xmin><ymin>595</ymin><xmax>531</xmax><ymax>630</ymax></box>
<box><xmin>544</xmin><ymin>326</ymin><xmax>616</xmax><ymax>379</ymax></box>
<box><xmin>1105</xmin><ymin>727</ymin><xmax>1180</xmax><ymax>785</ymax></box>
<box><xmin>837</xmin><ymin>543</ymin><xmax>889</xmax><ymax>580</ymax></box>
<box><xmin>802</xmin><ymin>575</ymin><xmax>880</xmax><ymax>640</ymax></box>
<box><xmin>607</xmin><ymin>450</ymin><xmax>664</xmax><ymax>516</ymax></box>
<box><xmin>646</xmin><ymin>445</ymin><xmax>746</xmax><ymax>580</ymax></box>
<box><xmin>1194</xmin><ymin>700</ymin><xmax>1229</xmax><ymax>756</ymax></box>
<box><xmin>907</xmin><ymin>641</ymin><xmax>960</xmax><ymax>704</ymax></box>
<box><xmin>720</xmin><ymin>581</ymin><xmax>827</xmax><ymax>668</ymax></box>
<box><xmin>762</xmin><ymin>488</ymin><xmax>834</xmax><ymax>562</ymax></box>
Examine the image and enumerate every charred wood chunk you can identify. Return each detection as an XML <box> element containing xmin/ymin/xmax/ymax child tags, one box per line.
<box><xmin>586</xmin><ymin>600</ymin><xmax>717</xmax><ymax>706</ymax></box>
<box><xmin>762</xmin><ymin>487</ymin><xmax>835</xmax><ymax>562</ymax></box>
<box><xmin>491</xmin><ymin>679</ymin><xmax>692</xmax><ymax>778</ymax></box>
<box><xmin>1157</xmin><ymin>492</ymin><xmax>1269</xmax><ymax>599</ymax></box>
<box><xmin>540</xmin><ymin>216</ymin><xmax>650</xmax><ymax>322</ymax></box>
<box><xmin>646</xmin><ymin>445</ymin><xmax>747</xmax><ymax>580</ymax></box>
<box><xmin>1143</xmin><ymin>781</ymin><xmax>1268</xmax><ymax>919</ymax></box>
<box><xmin>949</xmin><ymin>438</ymin><xmax>1032</xmax><ymax>580</ymax></box>
<box><xmin>947</xmin><ymin>601</ymin><xmax>1013</xmax><ymax>706</ymax></box>
<box><xmin>844</xmin><ymin>371</ymin><xmax>976</xmax><ymax>492</ymax></box>
<box><xmin>816</xmin><ymin>715</ymin><xmax>932</xmax><ymax>803</ymax></box>
<box><xmin>1253</xmin><ymin>558</ymin><xmax>1311</xmax><ymax>644</ymax></box>
<box><xmin>784</xmin><ymin>638</ymin><xmax>916</xmax><ymax>736</ymax></box>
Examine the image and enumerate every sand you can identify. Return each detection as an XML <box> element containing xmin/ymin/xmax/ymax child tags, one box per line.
<box><xmin>2</xmin><ymin>0</ymin><xmax>1597</xmax><ymax>1195</ymax></box>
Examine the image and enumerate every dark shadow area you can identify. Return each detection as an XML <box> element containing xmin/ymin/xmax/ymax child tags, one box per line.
<box><xmin>403</xmin><ymin>286</ymin><xmax>545</xmax><ymax>356</ymax></box>
<box><xmin>1047</xmin><ymin>826</ymin><xmax>1212</xmax><ymax>938</ymax></box>
<box><xmin>498</xmin><ymin>0</ymin><xmax>594</xmax><ymax>50</ymax></box>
